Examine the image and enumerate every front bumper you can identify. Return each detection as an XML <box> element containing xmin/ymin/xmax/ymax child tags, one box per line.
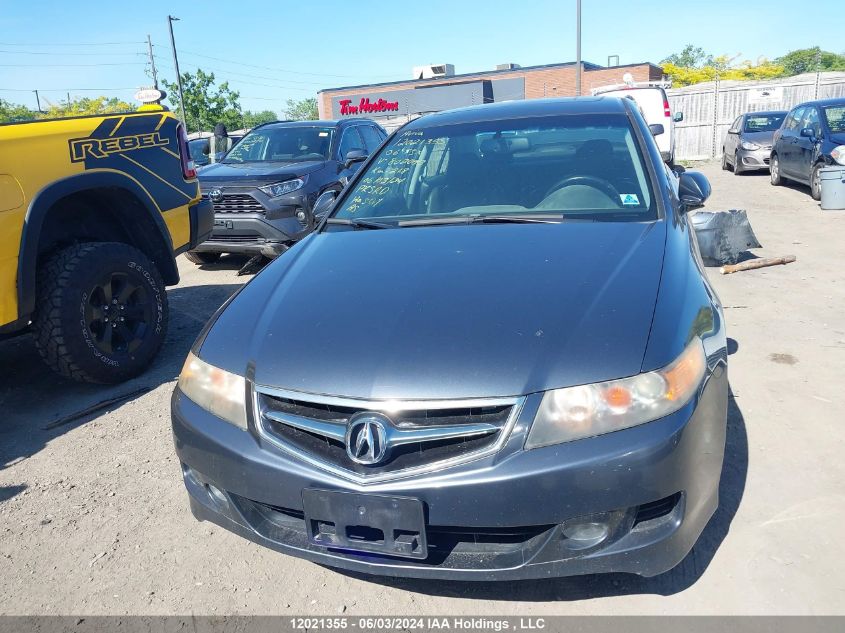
<box><xmin>737</xmin><ymin>147</ymin><xmax>772</xmax><ymax>171</ymax></box>
<box><xmin>171</xmin><ymin>367</ymin><xmax>728</xmax><ymax>580</ymax></box>
<box><xmin>192</xmin><ymin>215</ymin><xmax>303</xmax><ymax>257</ymax></box>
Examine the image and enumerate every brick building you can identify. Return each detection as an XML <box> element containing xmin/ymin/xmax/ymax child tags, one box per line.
<box><xmin>318</xmin><ymin>61</ymin><xmax>664</xmax><ymax>131</ymax></box>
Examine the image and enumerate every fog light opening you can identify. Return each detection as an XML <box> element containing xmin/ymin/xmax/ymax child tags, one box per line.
<box><xmin>561</xmin><ymin>519</ymin><xmax>611</xmax><ymax>550</ymax></box>
<box><xmin>205</xmin><ymin>483</ymin><xmax>229</xmax><ymax>509</ymax></box>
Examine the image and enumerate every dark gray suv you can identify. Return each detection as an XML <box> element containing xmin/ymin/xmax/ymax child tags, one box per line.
<box><xmin>186</xmin><ymin>119</ymin><xmax>387</xmax><ymax>263</ymax></box>
<box><xmin>172</xmin><ymin>98</ymin><xmax>728</xmax><ymax>580</ymax></box>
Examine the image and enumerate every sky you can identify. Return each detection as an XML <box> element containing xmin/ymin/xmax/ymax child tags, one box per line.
<box><xmin>0</xmin><ymin>0</ymin><xmax>841</xmax><ymax>114</ymax></box>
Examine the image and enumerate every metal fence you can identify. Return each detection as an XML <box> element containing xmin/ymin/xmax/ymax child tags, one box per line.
<box><xmin>668</xmin><ymin>72</ymin><xmax>845</xmax><ymax>161</ymax></box>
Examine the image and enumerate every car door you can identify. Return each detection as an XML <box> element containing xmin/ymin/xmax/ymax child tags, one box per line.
<box><xmin>794</xmin><ymin>106</ymin><xmax>822</xmax><ymax>184</ymax></box>
<box><xmin>358</xmin><ymin>125</ymin><xmax>386</xmax><ymax>155</ymax></box>
<box><xmin>336</xmin><ymin>126</ymin><xmax>366</xmax><ymax>185</ymax></box>
<box><xmin>725</xmin><ymin>116</ymin><xmax>742</xmax><ymax>161</ymax></box>
<box><xmin>778</xmin><ymin>106</ymin><xmax>805</xmax><ymax>177</ymax></box>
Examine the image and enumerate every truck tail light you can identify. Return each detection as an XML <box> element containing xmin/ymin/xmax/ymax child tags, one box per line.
<box><xmin>176</xmin><ymin>124</ymin><xmax>197</xmax><ymax>180</ymax></box>
<box><xmin>663</xmin><ymin>96</ymin><xmax>671</xmax><ymax>118</ymax></box>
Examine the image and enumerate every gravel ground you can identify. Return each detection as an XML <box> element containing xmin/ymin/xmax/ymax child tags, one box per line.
<box><xmin>1</xmin><ymin>162</ymin><xmax>844</xmax><ymax>615</ymax></box>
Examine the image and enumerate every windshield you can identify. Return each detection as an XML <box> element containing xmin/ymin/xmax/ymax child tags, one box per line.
<box><xmin>331</xmin><ymin>114</ymin><xmax>656</xmax><ymax>224</ymax></box>
<box><xmin>223</xmin><ymin>126</ymin><xmax>334</xmax><ymax>163</ymax></box>
<box><xmin>822</xmin><ymin>105</ymin><xmax>845</xmax><ymax>133</ymax></box>
<box><xmin>744</xmin><ymin>113</ymin><xmax>785</xmax><ymax>133</ymax></box>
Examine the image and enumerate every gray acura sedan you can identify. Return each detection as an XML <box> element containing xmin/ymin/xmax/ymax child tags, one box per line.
<box><xmin>172</xmin><ymin>97</ymin><xmax>729</xmax><ymax>580</ymax></box>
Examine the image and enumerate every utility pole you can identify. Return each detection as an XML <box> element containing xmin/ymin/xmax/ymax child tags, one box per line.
<box><xmin>167</xmin><ymin>15</ymin><xmax>188</xmax><ymax>129</ymax></box>
<box><xmin>33</xmin><ymin>90</ymin><xmax>42</xmax><ymax>113</ymax></box>
<box><xmin>147</xmin><ymin>34</ymin><xmax>158</xmax><ymax>89</ymax></box>
<box><xmin>575</xmin><ymin>0</ymin><xmax>582</xmax><ymax>96</ymax></box>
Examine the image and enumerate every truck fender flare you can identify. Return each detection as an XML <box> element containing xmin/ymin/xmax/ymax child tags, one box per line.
<box><xmin>17</xmin><ymin>170</ymin><xmax>178</xmax><ymax>320</ymax></box>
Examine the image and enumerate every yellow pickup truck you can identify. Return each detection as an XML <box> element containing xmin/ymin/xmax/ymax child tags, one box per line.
<box><xmin>0</xmin><ymin>109</ymin><xmax>213</xmax><ymax>383</ymax></box>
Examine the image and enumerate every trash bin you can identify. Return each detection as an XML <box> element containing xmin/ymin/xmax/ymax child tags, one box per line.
<box><xmin>820</xmin><ymin>166</ymin><xmax>845</xmax><ymax>210</ymax></box>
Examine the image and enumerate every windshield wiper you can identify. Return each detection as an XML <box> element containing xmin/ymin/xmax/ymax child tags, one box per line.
<box><xmin>399</xmin><ymin>214</ymin><xmax>564</xmax><ymax>227</ymax></box>
<box><xmin>325</xmin><ymin>217</ymin><xmax>394</xmax><ymax>230</ymax></box>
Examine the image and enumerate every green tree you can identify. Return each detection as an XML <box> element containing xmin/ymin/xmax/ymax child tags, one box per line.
<box><xmin>283</xmin><ymin>97</ymin><xmax>318</xmax><ymax>121</ymax></box>
<box><xmin>0</xmin><ymin>98</ymin><xmax>36</xmax><ymax>123</ymax></box>
<box><xmin>241</xmin><ymin>109</ymin><xmax>279</xmax><ymax>129</ymax></box>
<box><xmin>775</xmin><ymin>47</ymin><xmax>845</xmax><ymax>75</ymax></box>
<box><xmin>42</xmin><ymin>96</ymin><xmax>134</xmax><ymax>118</ymax></box>
<box><xmin>662</xmin><ymin>45</ymin><xmax>716</xmax><ymax>69</ymax></box>
<box><xmin>162</xmin><ymin>69</ymin><xmax>242</xmax><ymax>132</ymax></box>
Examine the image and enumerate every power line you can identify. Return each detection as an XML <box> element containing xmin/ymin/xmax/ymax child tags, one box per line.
<box><xmin>177</xmin><ymin>48</ymin><xmax>399</xmax><ymax>80</ymax></box>
<box><xmin>0</xmin><ymin>48</ymin><xmax>143</xmax><ymax>56</ymax></box>
<box><xmin>153</xmin><ymin>58</ymin><xmax>313</xmax><ymax>92</ymax></box>
<box><xmin>0</xmin><ymin>40</ymin><xmax>145</xmax><ymax>46</ymax></box>
<box><xmin>0</xmin><ymin>62</ymin><xmax>146</xmax><ymax>67</ymax></box>
<box><xmin>154</xmin><ymin>54</ymin><xmax>325</xmax><ymax>86</ymax></box>
<box><xmin>0</xmin><ymin>87</ymin><xmax>137</xmax><ymax>92</ymax></box>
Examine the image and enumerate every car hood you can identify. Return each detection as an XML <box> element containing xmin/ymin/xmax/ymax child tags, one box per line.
<box><xmin>742</xmin><ymin>130</ymin><xmax>776</xmax><ymax>146</ymax></box>
<box><xmin>200</xmin><ymin>221</ymin><xmax>668</xmax><ymax>400</ymax></box>
<box><xmin>198</xmin><ymin>160</ymin><xmax>325</xmax><ymax>183</ymax></box>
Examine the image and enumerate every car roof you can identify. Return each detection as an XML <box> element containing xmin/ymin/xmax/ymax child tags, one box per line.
<box><xmin>792</xmin><ymin>98</ymin><xmax>845</xmax><ymax>109</ymax></box>
<box><xmin>404</xmin><ymin>97</ymin><xmax>631</xmax><ymax>129</ymax></box>
<box><xmin>743</xmin><ymin>110</ymin><xmax>787</xmax><ymax>116</ymax></box>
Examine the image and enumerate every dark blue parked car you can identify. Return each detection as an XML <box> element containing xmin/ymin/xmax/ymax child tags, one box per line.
<box><xmin>770</xmin><ymin>98</ymin><xmax>845</xmax><ymax>199</ymax></box>
<box><xmin>172</xmin><ymin>97</ymin><xmax>729</xmax><ymax>580</ymax></box>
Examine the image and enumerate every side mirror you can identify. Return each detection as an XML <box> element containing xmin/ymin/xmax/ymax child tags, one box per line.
<box><xmin>649</xmin><ymin>123</ymin><xmax>665</xmax><ymax>137</ymax></box>
<box><xmin>678</xmin><ymin>171</ymin><xmax>711</xmax><ymax>212</ymax></box>
<box><xmin>343</xmin><ymin>148</ymin><xmax>368</xmax><ymax>169</ymax></box>
<box><xmin>673</xmin><ymin>111</ymin><xmax>684</xmax><ymax>123</ymax></box>
<box><xmin>727</xmin><ymin>129</ymin><xmax>739</xmax><ymax>135</ymax></box>
<box><xmin>313</xmin><ymin>190</ymin><xmax>337</xmax><ymax>220</ymax></box>
<box><xmin>800</xmin><ymin>127</ymin><xmax>816</xmax><ymax>139</ymax></box>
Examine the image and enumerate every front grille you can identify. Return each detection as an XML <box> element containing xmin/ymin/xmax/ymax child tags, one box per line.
<box><xmin>235</xmin><ymin>495</ymin><xmax>554</xmax><ymax>566</ymax></box>
<box><xmin>255</xmin><ymin>388</ymin><xmax>521</xmax><ymax>482</ymax></box>
<box><xmin>207</xmin><ymin>235</ymin><xmax>263</xmax><ymax>244</ymax></box>
<box><xmin>208</xmin><ymin>193</ymin><xmax>265</xmax><ymax>214</ymax></box>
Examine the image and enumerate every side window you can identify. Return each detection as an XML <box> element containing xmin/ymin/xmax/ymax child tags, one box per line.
<box><xmin>784</xmin><ymin>107</ymin><xmax>805</xmax><ymax>133</ymax></box>
<box><xmin>358</xmin><ymin>126</ymin><xmax>384</xmax><ymax>153</ymax></box>
<box><xmin>730</xmin><ymin>116</ymin><xmax>742</xmax><ymax>133</ymax></box>
<box><xmin>338</xmin><ymin>127</ymin><xmax>364</xmax><ymax>159</ymax></box>
<box><xmin>802</xmin><ymin>107</ymin><xmax>821</xmax><ymax>135</ymax></box>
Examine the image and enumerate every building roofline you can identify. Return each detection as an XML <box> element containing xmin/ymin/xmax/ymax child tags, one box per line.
<box><xmin>318</xmin><ymin>61</ymin><xmax>662</xmax><ymax>94</ymax></box>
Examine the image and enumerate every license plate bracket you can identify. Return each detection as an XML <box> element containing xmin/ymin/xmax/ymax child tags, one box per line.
<box><xmin>302</xmin><ymin>489</ymin><xmax>427</xmax><ymax>559</ymax></box>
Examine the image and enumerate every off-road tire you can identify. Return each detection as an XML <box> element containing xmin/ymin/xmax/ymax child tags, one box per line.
<box><xmin>184</xmin><ymin>250</ymin><xmax>221</xmax><ymax>265</ymax></box>
<box><xmin>32</xmin><ymin>242</ymin><xmax>169</xmax><ymax>384</ymax></box>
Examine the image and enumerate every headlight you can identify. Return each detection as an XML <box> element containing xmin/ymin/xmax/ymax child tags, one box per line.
<box><xmin>740</xmin><ymin>140</ymin><xmax>760</xmax><ymax>151</ymax></box>
<box><xmin>259</xmin><ymin>177</ymin><xmax>306</xmax><ymax>198</ymax></box>
<box><xmin>177</xmin><ymin>352</ymin><xmax>248</xmax><ymax>429</ymax></box>
<box><xmin>832</xmin><ymin>145</ymin><xmax>845</xmax><ymax>165</ymax></box>
<box><xmin>525</xmin><ymin>339</ymin><xmax>706</xmax><ymax>449</ymax></box>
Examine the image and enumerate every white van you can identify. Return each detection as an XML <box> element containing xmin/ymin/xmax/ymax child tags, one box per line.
<box><xmin>592</xmin><ymin>82</ymin><xmax>682</xmax><ymax>164</ymax></box>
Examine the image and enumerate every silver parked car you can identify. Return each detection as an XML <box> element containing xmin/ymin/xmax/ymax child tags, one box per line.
<box><xmin>722</xmin><ymin>111</ymin><xmax>787</xmax><ymax>174</ymax></box>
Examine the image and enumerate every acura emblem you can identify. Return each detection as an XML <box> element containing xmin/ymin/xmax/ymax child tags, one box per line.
<box><xmin>209</xmin><ymin>188</ymin><xmax>224</xmax><ymax>203</ymax></box>
<box><xmin>345</xmin><ymin>412</ymin><xmax>390</xmax><ymax>465</ymax></box>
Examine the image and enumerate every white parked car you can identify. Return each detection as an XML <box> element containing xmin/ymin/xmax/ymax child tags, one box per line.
<box><xmin>592</xmin><ymin>80</ymin><xmax>682</xmax><ymax>164</ymax></box>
